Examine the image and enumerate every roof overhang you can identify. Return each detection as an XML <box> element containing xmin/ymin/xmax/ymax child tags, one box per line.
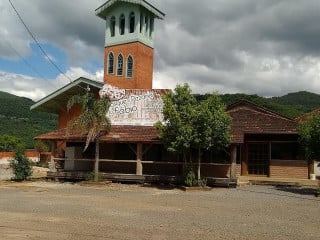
<box><xmin>95</xmin><ymin>0</ymin><xmax>165</xmax><ymax>20</ymax></box>
<box><xmin>34</xmin><ymin>125</ymin><xmax>161</xmax><ymax>144</ymax></box>
<box><xmin>30</xmin><ymin>77</ymin><xmax>103</xmax><ymax>114</ymax></box>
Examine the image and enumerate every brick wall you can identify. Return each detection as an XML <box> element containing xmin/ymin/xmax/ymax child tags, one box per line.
<box><xmin>270</xmin><ymin>160</ymin><xmax>308</xmax><ymax>179</ymax></box>
<box><xmin>0</xmin><ymin>151</ymin><xmax>51</xmax><ymax>164</ymax></box>
<box><xmin>201</xmin><ymin>163</ymin><xmax>232</xmax><ymax>178</ymax></box>
<box><xmin>104</xmin><ymin>42</ymin><xmax>154</xmax><ymax>89</ymax></box>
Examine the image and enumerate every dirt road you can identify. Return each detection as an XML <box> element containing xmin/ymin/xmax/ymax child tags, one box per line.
<box><xmin>0</xmin><ymin>181</ymin><xmax>319</xmax><ymax>240</ymax></box>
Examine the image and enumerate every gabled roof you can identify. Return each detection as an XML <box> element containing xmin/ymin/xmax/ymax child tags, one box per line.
<box><xmin>227</xmin><ymin>99</ymin><xmax>294</xmax><ymax>121</ymax></box>
<box><xmin>95</xmin><ymin>0</ymin><xmax>165</xmax><ymax>20</ymax></box>
<box><xmin>226</xmin><ymin>99</ymin><xmax>298</xmax><ymax>143</ymax></box>
<box><xmin>30</xmin><ymin>77</ymin><xmax>103</xmax><ymax>114</ymax></box>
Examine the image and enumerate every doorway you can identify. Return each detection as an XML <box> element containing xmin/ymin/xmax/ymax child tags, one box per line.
<box><xmin>247</xmin><ymin>143</ymin><xmax>269</xmax><ymax>176</ymax></box>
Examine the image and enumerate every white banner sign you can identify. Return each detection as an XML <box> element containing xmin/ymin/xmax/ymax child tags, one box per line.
<box><xmin>100</xmin><ymin>84</ymin><xmax>166</xmax><ymax>126</ymax></box>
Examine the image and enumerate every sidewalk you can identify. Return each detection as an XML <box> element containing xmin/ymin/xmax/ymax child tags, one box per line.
<box><xmin>238</xmin><ymin>176</ymin><xmax>319</xmax><ymax>187</ymax></box>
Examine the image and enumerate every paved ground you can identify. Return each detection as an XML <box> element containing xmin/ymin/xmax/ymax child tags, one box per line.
<box><xmin>0</xmin><ymin>181</ymin><xmax>319</xmax><ymax>240</ymax></box>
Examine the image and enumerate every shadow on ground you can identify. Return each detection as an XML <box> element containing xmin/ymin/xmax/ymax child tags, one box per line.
<box><xmin>275</xmin><ymin>186</ymin><xmax>317</xmax><ymax>196</ymax></box>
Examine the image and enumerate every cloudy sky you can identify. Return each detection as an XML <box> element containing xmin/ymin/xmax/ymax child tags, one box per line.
<box><xmin>1</xmin><ymin>0</ymin><xmax>320</xmax><ymax>101</ymax></box>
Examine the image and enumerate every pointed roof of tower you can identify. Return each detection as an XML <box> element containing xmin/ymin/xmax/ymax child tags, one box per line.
<box><xmin>95</xmin><ymin>0</ymin><xmax>165</xmax><ymax>20</ymax></box>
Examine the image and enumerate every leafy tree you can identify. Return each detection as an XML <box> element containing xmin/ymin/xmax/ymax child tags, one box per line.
<box><xmin>192</xmin><ymin>94</ymin><xmax>231</xmax><ymax>180</ymax></box>
<box><xmin>298</xmin><ymin>113</ymin><xmax>320</xmax><ymax>161</ymax></box>
<box><xmin>156</xmin><ymin>84</ymin><xmax>231</xmax><ymax>183</ymax></box>
<box><xmin>0</xmin><ymin>134</ymin><xmax>24</xmax><ymax>152</ymax></box>
<box><xmin>67</xmin><ymin>92</ymin><xmax>111</xmax><ymax>182</ymax></box>
<box><xmin>155</xmin><ymin>84</ymin><xmax>196</xmax><ymax>158</ymax></box>
<box><xmin>10</xmin><ymin>146</ymin><xmax>32</xmax><ymax>181</ymax></box>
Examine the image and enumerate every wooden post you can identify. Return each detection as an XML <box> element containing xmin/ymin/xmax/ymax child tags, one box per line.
<box><xmin>242</xmin><ymin>143</ymin><xmax>248</xmax><ymax>176</ymax></box>
<box><xmin>230</xmin><ymin>145</ymin><xmax>237</xmax><ymax>179</ymax></box>
<box><xmin>136</xmin><ymin>143</ymin><xmax>143</xmax><ymax>176</ymax></box>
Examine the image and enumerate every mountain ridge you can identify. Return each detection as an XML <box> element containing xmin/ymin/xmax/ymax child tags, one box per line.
<box><xmin>0</xmin><ymin>91</ymin><xmax>57</xmax><ymax>148</ymax></box>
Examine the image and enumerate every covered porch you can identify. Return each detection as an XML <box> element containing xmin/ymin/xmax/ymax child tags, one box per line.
<box><xmin>39</xmin><ymin>125</ymin><xmax>238</xmax><ymax>184</ymax></box>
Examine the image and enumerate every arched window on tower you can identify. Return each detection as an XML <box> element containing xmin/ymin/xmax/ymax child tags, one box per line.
<box><xmin>119</xmin><ymin>14</ymin><xmax>125</xmax><ymax>35</ymax></box>
<box><xmin>117</xmin><ymin>54</ymin><xmax>124</xmax><ymax>76</ymax></box>
<box><xmin>149</xmin><ymin>18</ymin><xmax>154</xmax><ymax>38</ymax></box>
<box><xmin>110</xmin><ymin>16</ymin><xmax>116</xmax><ymax>37</ymax></box>
<box><xmin>127</xmin><ymin>56</ymin><xmax>133</xmax><ymax>78</ymax></box>
<box><xmin>145</xmin><ymin>16</ymin><xmax>149</xmax><ymax>34</ymax></box>
<box><xmin>108</xmin><ymin>52</ymin><xmax>114</xmax><ymax>74</ymax></box>
<box><xmin>140</xmin><ymin>13</ymin><xmax>143</xmax><ymax>33</ymax></box>
<box><xmin>129</xmin><ymin>12</ymin><xmax>135</xmax><ymax>33</ymax></box>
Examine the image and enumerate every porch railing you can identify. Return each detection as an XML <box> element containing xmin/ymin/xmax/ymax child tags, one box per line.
<box><xmin>53</xmin><ymin>158</ymin><xmax>233</xmax><ymax>178</ymax></box>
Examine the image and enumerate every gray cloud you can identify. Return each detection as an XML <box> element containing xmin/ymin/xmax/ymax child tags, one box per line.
<box><xmin>1</xmin><ymin>0</ymin><xmax>320</xmax><ymax>99</ymax></box>
<box><xmin>0</xmin><ymin>0</ymin><xmax>105</xmax><ymax>65</ymax></box>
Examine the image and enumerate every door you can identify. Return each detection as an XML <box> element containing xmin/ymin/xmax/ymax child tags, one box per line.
<box><xmin>247</xmin><ymin>143</ymin><xmax>269</xmax><ymax>176</ymax></box>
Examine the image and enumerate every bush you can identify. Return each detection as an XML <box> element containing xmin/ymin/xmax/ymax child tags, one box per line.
<box><xmin>10</xmin><ymin>147</ymin><xmax>32</xmax><ymax>181</ymax></box>
<box><xmin>0</xmin><ymin>134</ymin><xmax>24</xmax><ymax>152</ymax></box>
<box><xmin>183</xmin><ymin>164</ymin><xmax>207</xmax><ymax>187</ymax></box>
<box><xmin>183</xmin><ymin>164</ymin><xmax>199</xmax><ymax>187</ymax></box>
<box><xmin>85</xmin><ymin>171</ymin><xmax>105</xmax><ymax>182</ymax></box>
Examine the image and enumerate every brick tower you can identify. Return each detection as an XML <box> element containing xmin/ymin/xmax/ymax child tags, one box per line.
<box><xmin>95</xmin><ymin>0</ymin><xmax>165</xmax><ymax>89</ymax></box>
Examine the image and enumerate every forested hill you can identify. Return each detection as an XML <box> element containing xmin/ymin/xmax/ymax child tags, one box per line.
<box><xmin>196</xmin><ymin>91</ymin><xmax>320</xmax><ymax>119</ymax></box>
<box><xmin>270</xmin><ymin>91</ymin><xmax>320</xmax><ymax>113</ymax></box>
<box><xmin>0</xmin><ymin>91</ymin><xmax>57</xmax><ymax>148</ymax></box>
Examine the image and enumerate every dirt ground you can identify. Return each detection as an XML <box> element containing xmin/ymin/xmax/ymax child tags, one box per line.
<box><xmin>0</xmin><ymin>181</ymin><xmax>319</xmax><ymax>240</ymax></box>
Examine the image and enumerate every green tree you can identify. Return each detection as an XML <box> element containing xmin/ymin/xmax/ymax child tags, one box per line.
<box><xmin>67</xmin><ymin>92</ymin><xmax>111</xmax><ymax>182</ymax></box>
<box><xmin>298</xmin><ymin>113</ymin><xmax>320</xmax><ymax>161</ymax></box>
<box><xmin>155</xmin><ymin>84</ymin><xmax>196</xmax><ymax>158</ymax></box>
<box><xmin>10</xmin><ymin>146</ymin><xmax>32</xmax><ymax>181</ymax></box>
<box><xmin>192</xmin><ymin>94</ymin><xmax>231</xmax><ymax>180</ymax></box>
<box><xmin>156</xmin><ymin>84</ymin><xmax>231</xmax><ymax>183</ymax></box>
<box><xmin>0</xmin><ymin>134</ymin><xmax>24</xmax><ymax>152</ymax></box>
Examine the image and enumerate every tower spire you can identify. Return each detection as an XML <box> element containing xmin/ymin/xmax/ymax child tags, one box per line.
<box><xmin>96</xmin><ymin>0</ymin><xmax>165</xmax><ymax>89</ymax></box>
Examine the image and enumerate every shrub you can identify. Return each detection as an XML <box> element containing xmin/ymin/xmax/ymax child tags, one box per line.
<box><xmin>183</xmin><ymin>164</ymin><xmax>207</xmax><ymax>187</ymax></box>
<box><xmin>0</xmin><ymin>134</ymin><xmax>24</xmax><ymax>152</ymax></box>
<box><xmin>85</xmin><ymin>171</ymin><xmax>105</xmax><ymax>182</ymax></box>
<box><xmin>10</xmin><ymin>147</ymin><xmax>32</xmax><ymax>181</ymax></box>
<box><xmin>183</xmin><ymin>164</ymin><xmax>199</xmax><ymax>187</ymax></box>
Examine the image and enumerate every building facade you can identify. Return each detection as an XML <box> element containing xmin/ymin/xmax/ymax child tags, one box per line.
<box><xmin>31</xmin><ymin>0</ymin><xmax>309</xmax><ymax>181</ymax></box>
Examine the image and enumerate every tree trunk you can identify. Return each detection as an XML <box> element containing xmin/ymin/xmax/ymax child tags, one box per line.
<box><xmin>94</xmin><ymin>138</ymin><xmax>100</xmax><ymax>182</ymax></box>
<box><xmin>197</xmin><ymin>148</ymin><xmax>201</xmax><ymax>181</ymax></box>
<box><xmin>230</xmin><ymin>145</ymin><xmax>237</xmax><ymax>179</ymax></box>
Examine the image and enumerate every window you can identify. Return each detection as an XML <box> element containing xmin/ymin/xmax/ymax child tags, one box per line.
<box><xmin>110</xmin><ymin>16</ymin><xmax>116</xmax><ymax>37</ymax></box>
<box><xmin>129</xmin><ymin>12</ymin><xmax>135</xmax><ymax>33</ymax></box>
<box><xmin>140</xmin><ymin>13</ymin><xmax>143</xmax><ymax>33</ymax></box>
<box><xmin>271</xmin><ymin>142</ymin><xmax>299</xmax><ymax>160</ymax></box>
<box><xmin>108</xmin><ymin>52</ymin><xmax>114</xmax><ymax>74</ymax></box>
<box><xmin>127</xmin><ymin>56</ymin><xmax>133</xmax><ymax>78</ymax></box>
<box><xmin>117</xmin><ymin>54</ymin><xmax>123</xmax><ymax>76</ymax></box>
<box><xmin>149</xmin><ymin>18</ymin><xmax>154</xmax><ymax>37</ymax></box>
<box><xmin>145</xmin><ymin>16</ymin><xmax>149</xmax><ymax>34</ymax></box>
<box><xmin>119</xmin><ymin>14</ymin><xmax>125</xmax><ymax>35</ymax></box>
